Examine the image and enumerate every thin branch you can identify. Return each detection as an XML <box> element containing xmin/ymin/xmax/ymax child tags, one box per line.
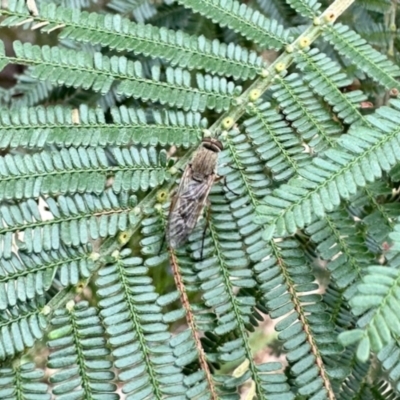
<box><xmin>273</xmin><ymin>241</ymin><xmax>336</xmax><ymax>400</ymax></box>
<box><xmin>169</xmin><ymin>251</ymin><xmax>218</xmax><ymax>400</ymax></box>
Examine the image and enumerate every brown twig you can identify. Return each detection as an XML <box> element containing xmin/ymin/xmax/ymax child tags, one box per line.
<box><xmin>275</xmin><ymin>250</ymin><xmax>336</xmax><ymax>400</ymax></box>
<box><xmin>169</xmin><ymin>251</ymin><xmax>218</xmax><ymax>400</ymax></box>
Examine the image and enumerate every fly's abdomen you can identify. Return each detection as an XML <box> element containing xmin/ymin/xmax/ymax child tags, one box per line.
<box><xmin>166</xmin><ymin>214</ymin><xmax>190</xmax><ymax>249</ymax></box>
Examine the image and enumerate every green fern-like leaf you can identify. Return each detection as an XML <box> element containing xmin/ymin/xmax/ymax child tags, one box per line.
<box><xmin>0</xmin><ymin>40</ymin><xmax>242</xmax><ymax>112</ymax></box>
<box><xmin>177</xmin><ymin>0</ymin><xmax>292</xmax><ymax>50</ymax></box>
<box><xmin>0</xmin><ymin>0</ymin><xmax>399</xmax><ymax>397</ymax></box>
<box><xmin>339</xmin><ymin>223</ymin><xmax>400</xmax><ymax>361</ymax></box>
<box><xmin>243</xmin><ymin>101</ymin><xmax>310</xmax><ymax>181</ymax></box>
<box><xmin>0</xmin><ymin>296</ymin><xmax>47</xmax><ymax>360</ymax></box>
<box><xmin>47</xmin><ymin>300</ymin><xmax>118</xmax><ymax>399</ymax></box>
<box><xmin>322</xmin><ymin>24</ymin><xmax>400</xmax><ymax>89</ymax></box>
<box><xmin>257</xmin><ymin>99</ymin><xmax>400</xmax><ymax>239</ymax></box>
<box><xmin>294</xmin><ymin>47</ymin><xmax>368</xmax><ymax>125</ymax></box>
<box><xmin>0</xmin><ymin>145</ymin><xmax>169</xmax><ymax>200</ymax></box>
<box><xmin>307</xmin><ymin>208</ymin><xmax>375</xmax><ymax>290</ymax></box>
<box><xmin>270</xmin><ymin>72</ymin><xmax>343</xmax><ymax>151</ymax></box>
<box><xmin>0</xmin><ymin>362</ymin><xmax>50</xmax><ymax>399</ymax></box>
<box><xmin>107</xmin><ymin>0</ymin><xmax>157</xmax><ymax>22</ymax></box>
<box><xmin>285</xmin><ymin>0</ymin><xmax>321</xmax><ymax>19</ymax></box>
<box><xmin>0</xmin><ymin>190</ymin><xmax>140</xmax><ymax>258</ymax></box>
<box><xmin>0</xmin><ymin>246</ymin><xmax>93</xmax><ymax>309</ymax></box>
<box><xmin>0</xmin><ymin>105</ymin><xmax>204</xmax><ymax>149</ymax></box>
<box><xmin>96</xmin><ymin>248</ymin><xmax>189</xmax><ymax>399</ymax></box>
<box><xmin>0</xmin><ymin>1</ymin><xmax>265</xmax><ymax>80</ymax></box>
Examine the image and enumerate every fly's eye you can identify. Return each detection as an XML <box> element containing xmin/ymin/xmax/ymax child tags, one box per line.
<box><xmin>203</xmin><ymin>140</ymin><xmax>223</xmax><ymax>152</ymax></box>
<box><xmin>214</xmin><ymin>140</ymin><xmax>224</xmax><ymax>151</ymax></box>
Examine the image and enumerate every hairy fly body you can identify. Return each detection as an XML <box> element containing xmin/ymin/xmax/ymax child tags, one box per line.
<box><xmin>166</xmin><ymin>137</ymin><xmax>223</xmax><ymax>249</ymax></box>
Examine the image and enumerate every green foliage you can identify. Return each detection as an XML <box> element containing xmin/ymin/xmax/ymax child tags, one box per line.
<box><xmin>0</xmin><ymin>145</ymin><xmax>170</xmax><ymax>202</ymax></box>
<box><xmin>0</xmin><ymin>105</ymin><xmax>204</xmax><ymax>148</ymax></box>
<box><xmin>97</xmin><ymin>248</ymin><xmax>187</xmax><ymax>399</ymax></box>
<box><xmin>1</xmin><ymin>1</ymin><xmax>265</xmax><ymax>80</ymax></box>
<box><xmin>177</xmin><ymin>0</ymin><xmax>292</xmax><ymax>50</ymax></box>
<box><xmin>0</xmin><ymin>296</ymin><xmax>47</xmax><ymax>359</ymax></box>
<box><xmin>0</xmin><ymin>246</ymin><xmax>93</xmax><ymax>308</ymax></box>
<box><xmin>294</xmin><ymin>47</ymin><xmax>368</xmax><ymax>125</ymax></box>
<box><xmin>47</xmin><ymin>301</ymin><xmax>118</xmax><ymax>399</ymax></box>
<box><xmin>243</xmin><ymin>101</ymin><xmax>310</xmax><ymax>181</ymax></box>
<box><xmin>270</xmin><ymin>72</ymin><xmax>343</xmax><ymax>151</ymax></box>
<box><xmin>338</xmin><ymin>224</ymin><xmax>400</xmax><ymax>362</ymax></box>
<box><xmin>0</xmin><ymin>0</ymin><xmax>399</xmax><ymax>398</ymax></box>
<box><xmin>0</xmin><ymin>362</ymin><xmax>50</xmax><ymax>399</ymax></box>
<box><xmin>257</xmin><ymin>98</ymin><xmax>400</xmax><ymax>240</ymax></box>
<box><xmin>322</xmin><ymin>24</ymin><xmax>400</xmax><ymax>89</ymax></box>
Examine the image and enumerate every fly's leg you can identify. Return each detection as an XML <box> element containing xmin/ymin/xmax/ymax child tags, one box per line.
<box><xmin>215</xmin><ymin>175</ymin><xmax>240</xmax><ymax>196</ymax></box>
<box><xmin>159</xmin><ymin>189</ymin><xmax>177</xmax><ymax>255</ymax></box>
<box><xmin>223</xmin><ymin>178</ymin><xmax>240</xmax><ymax>196</ymax></box>
<box><xmin>226</xmin><ymin>165</ymin><xmax>245</xmax><ymax>171</ymax></box>
<box><xmin>200</xmin><ymin>200</ymin><xmax>211</xmax><ymax>261</ymax></box>
<box><xmin>159</xmin><ymin>233</ymin><xmax>166</xmax><ymax>255</ymax></box>
<box><xmin>217</xmin><ymin>161</ymin><xmax>244</xmax><ymax>194</ymax></box>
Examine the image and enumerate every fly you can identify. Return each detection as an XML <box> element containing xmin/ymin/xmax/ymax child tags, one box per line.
<box><xmin>166</xmin><ymin>137</ymin><xmax>223</xmax><ymax>251</ymax></box>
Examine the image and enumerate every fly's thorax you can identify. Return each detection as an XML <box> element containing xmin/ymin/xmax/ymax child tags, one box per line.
<box><xmin>191</xmin><ymin>144</ymin><xmax>219</xmax><ymax>178</ymax></box>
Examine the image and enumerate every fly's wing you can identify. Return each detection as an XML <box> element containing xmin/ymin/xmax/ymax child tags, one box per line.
<box><xmin>167</xmin><ymin>167</ymin><xmax>214</xmax><ymax>249</ymax></box>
